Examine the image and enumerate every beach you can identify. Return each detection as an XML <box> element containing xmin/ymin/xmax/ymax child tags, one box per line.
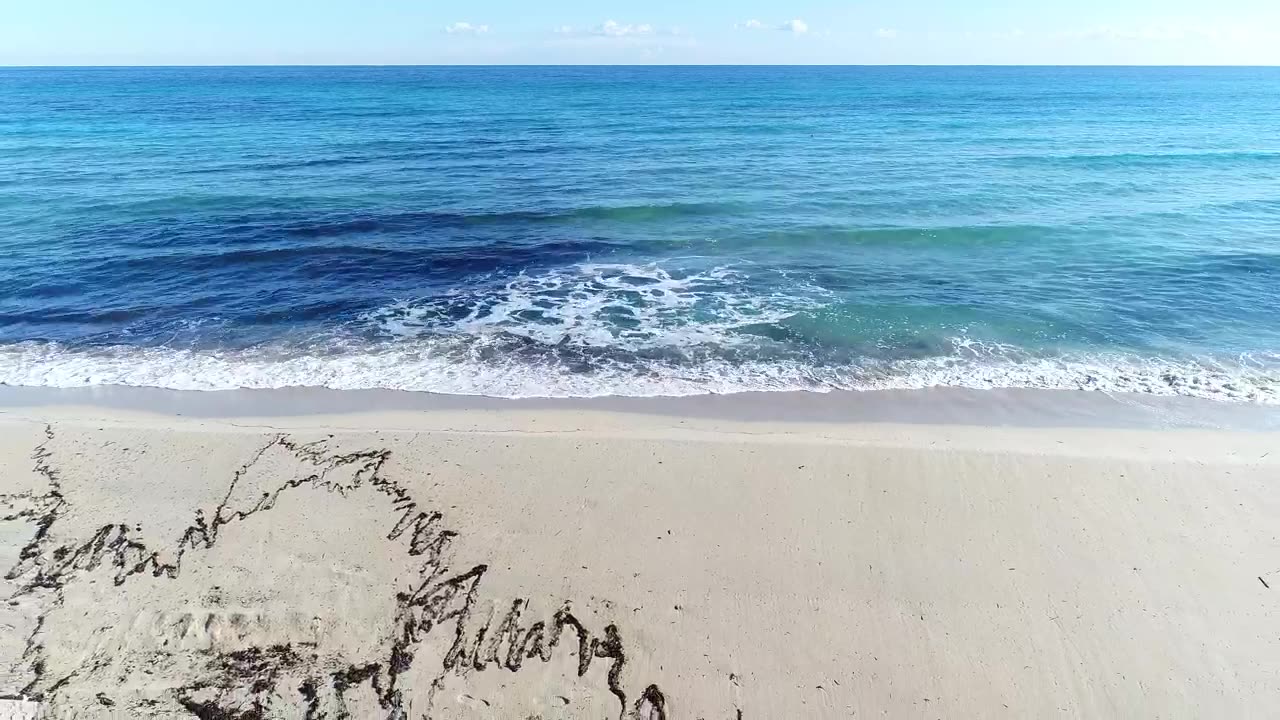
<box><xmin>4</xmin><ymin>61</ymin><xmax>1280</xmax><ymax>720</ymax></box>
<box><xmin>3</xmin><ymin>389</ymin><xmax>1278</xmax><ymax>718</ymax></box>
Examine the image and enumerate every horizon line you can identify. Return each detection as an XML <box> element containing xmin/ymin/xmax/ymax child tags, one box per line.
<box><xmin>4</xmin><ymin>63</ymin><xmax>1279</xmax><ymax>69</ymax></box>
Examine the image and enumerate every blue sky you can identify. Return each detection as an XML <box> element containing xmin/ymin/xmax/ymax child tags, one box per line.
<box><xmin>3</xmin><ymin>0</ymin><xmax>1279</xmax><ymax>65</ymax></box>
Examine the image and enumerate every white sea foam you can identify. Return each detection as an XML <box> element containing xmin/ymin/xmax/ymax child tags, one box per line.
<box><xmin>363</xmin><ymin>262</ymin><xmax>831</xmax><ymax>352</ymax></box>
<box><xmin>1</xmin><ymin>339</ymin><xmax>1276</xmax><ymax>403</ymax></box>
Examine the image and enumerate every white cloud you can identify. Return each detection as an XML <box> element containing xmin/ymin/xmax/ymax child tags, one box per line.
<box><xmin>554</xmin><ymin>21</ymin><xmax>686</xmax><ymax>39</ymax></box>
<box><xmin>875</xmin><ymin>28</ymin><xmax>898</xmax><ymax>39</ymax></box>
<box><xmin>595</xmin><ymin>20</ymin><xmax>654</xmax><ymax>37</ymax></box>
<box><xmin>445</xmin><ymin>22</ymin><xmax>489</xmax><ymax>35</ymax></box>
<box><xmin>781</xmin><ymin>19</ymin><xmax>809</xmax><ymax>34</ymax></box>
<box><xmin>1035</xmin><ymin>22</ymin><xmax>1280</xmax><ymax>46</ymax></box>
<box><xmin>738</xmin><ymin>19</ymin><xmax>812</xmax><ymax>34</ymax></box>
<box><xmin>1061</xmin><ymin>24</ymin><xmax>1253</xmax><ymax>42</ymax></box>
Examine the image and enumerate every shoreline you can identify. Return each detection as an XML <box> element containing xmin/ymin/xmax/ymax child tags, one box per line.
<box><xmin>2</xmin><ymin>384</ymin><xmax>1279</xmax><ymax>431</ymax></box>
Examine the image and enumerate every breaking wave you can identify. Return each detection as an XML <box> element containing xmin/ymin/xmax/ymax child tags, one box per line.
<box><xmin>3</xmin><ymin>262</ymin><xmax>1277</xmax><ymax>403</ymax></box>
<box><xmin>2</xmin><ymin>339</ymin><xmax>1276</xmax><ymax>403</ymax></box>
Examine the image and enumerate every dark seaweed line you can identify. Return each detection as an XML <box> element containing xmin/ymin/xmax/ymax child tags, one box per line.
<box><xmin>2</xmin><ymin>428</ymin><xmax>670</xmax><ymax>720</ymax></box>
<box><xmin>2</xmin><ymin>425</ymin><xmax>73</xmax><ymax>701</ymax></box>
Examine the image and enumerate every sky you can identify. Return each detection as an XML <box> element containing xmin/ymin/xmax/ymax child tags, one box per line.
<box><xmin>2</xmin><ymin>0</ymin><xmax>1279</xmax><ymax>65</ymax></box>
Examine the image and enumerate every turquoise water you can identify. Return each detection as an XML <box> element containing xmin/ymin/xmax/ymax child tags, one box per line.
<box><xmin>1</xmin><ymin>66</ymin><xmax>1279</xmax><ymax>400</ymax></box>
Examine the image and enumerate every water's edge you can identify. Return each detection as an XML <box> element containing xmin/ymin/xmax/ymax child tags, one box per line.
<box><xmin>2</xmin><ymin>384</ymin><xmax>1276</xmax><ymax>431</ymax></box>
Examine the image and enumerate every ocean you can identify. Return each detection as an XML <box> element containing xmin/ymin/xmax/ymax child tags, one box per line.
<box><xmin>1</xmin><ymin>66</ymin><xmax>1278</xmax><ymax>401</ymax></box>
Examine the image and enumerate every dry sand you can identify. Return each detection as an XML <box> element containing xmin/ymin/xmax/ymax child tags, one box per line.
<box><xmin>1</xmin><ymin>400</ymin><xmax>1278</xmax><ymax>718</ymax></box>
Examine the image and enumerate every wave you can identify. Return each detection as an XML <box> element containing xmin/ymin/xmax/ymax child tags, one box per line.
<box><xmin>988</xmin><ymin>149</ymin><xmax>1280</xmax><ymax>168</ymax></box>
<box><xmin>1</xmin><ymin>339</ymin><xmax>1276</xmax><ymax>403</ymax></box>
<box><xmin>274</xmin><ymin>203</ymin><xmax>736</xmax><ymax>234</ymax></box>
<box><xmin>361</xmin><ymin>262</ymin><xmax>832</xmax><ymax>351</ymax></box>
<box><xmin>2</xmin><ymin>261</ymin><xmax>1277</xmax><ymax>403</ymax></box>
<box><xmin>60</xmin><ymin>201</ymin><xmax>735</xmax><ymax>252</ymax></box>
<box><xmin>174</xmin><ymin>141</ymin><xmax>583</xmax><ymax>176</ymax></box>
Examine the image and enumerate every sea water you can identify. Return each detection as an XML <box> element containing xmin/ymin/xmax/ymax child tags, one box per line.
<box><xmin>2</xmin><ymin>66</ymin><xmax>1278</xmax><ymax>400</ymax></box>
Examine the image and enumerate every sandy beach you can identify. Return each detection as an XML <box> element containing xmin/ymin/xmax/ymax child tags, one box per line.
<box><xmin>2</xmin><ymin>391</ymin><xmax>1279</xmax><ymax>719</ymax></box>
